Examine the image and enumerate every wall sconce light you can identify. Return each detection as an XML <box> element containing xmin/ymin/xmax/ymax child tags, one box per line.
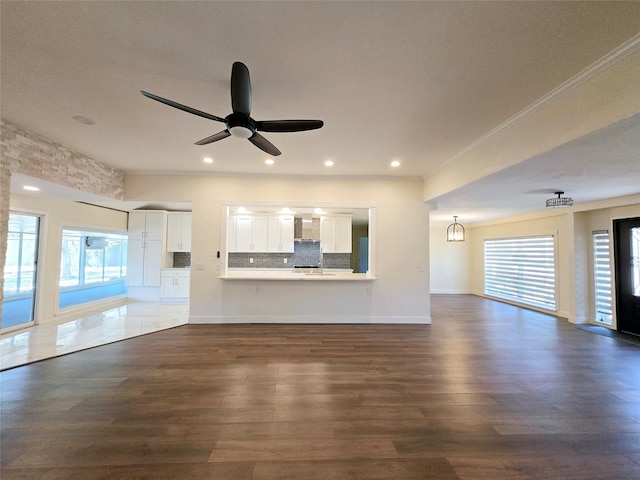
<box><xmin>447</xmin><ymin>216</ymin><xmax>465</xmax><ymax>242</ymax></box>
<box><xmin>546</xmin><ymin>191</ymin><xmax>573</xmax><ymax>208</ymax></box>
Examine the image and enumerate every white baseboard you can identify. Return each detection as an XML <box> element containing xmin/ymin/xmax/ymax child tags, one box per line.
<box><xmin>430</xmin><ymin>289</ymin><xmax>473</xmax><ymax>294</ymax></box>
<box><xmin>568</xmin><ymin>315</ymin><xmax>589</xmax><ymax>324</ymax></box>
<box><xmin>189</xmin><ymin>315</ymin><xmax>431</xmax><ymax>325</ymax></box>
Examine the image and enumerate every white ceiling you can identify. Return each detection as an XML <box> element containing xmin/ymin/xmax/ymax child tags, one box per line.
<box><xmin>2</xmin><ymin>1</ymin><xmax>639</xmax><ymax>223</ymax></box>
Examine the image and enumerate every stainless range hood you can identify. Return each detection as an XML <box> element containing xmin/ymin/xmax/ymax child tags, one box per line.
<box><xmin>294</xmin><ymin>216</ymin><xmax>320</xmax><ymax>241</ymax></box>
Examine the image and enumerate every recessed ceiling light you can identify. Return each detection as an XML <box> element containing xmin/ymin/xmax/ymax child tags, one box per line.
<box><xmin>390</xmin><ymin>160</ymin><xmax>401</xmax><ymax>167</ymax></box>
<box><xmin>324</xmin><ymin>160</ymin><xmax>334</xmax><ymax>167</ymax></box>
<box><xmin>265</xmin><ymin>159</ymin><xmax>274</xmax><ymax>165</ymax></box>
<box><xmin>72</xmin><ymin>115</ymin><xmax>95</xmax><ymax>125</ymax></box>
<box><xmin>23</xmin><ymin>185</ymin><xmax>40</xmax><ymax>192</ymax></box>
<box><xmin>203</xmin><ymin>157</ymin><xmax>213</xmax><ymax>164</ymax></box>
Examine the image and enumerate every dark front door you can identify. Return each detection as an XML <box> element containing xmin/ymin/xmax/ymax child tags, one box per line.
<box><xmin>614</xmin><ymin>217</ymin><xmax>640</xmax><ymax>336</ymax></box>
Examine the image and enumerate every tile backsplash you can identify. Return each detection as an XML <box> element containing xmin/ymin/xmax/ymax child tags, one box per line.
<box><xmin>323</xmin><ymin>253</ymin><xmax>351</xmax><ymax>269</ymax></box>
<box><xmin>173</xmin><ymin>252</ymin><xmax>191</xmax><ymax>268</ymax></box>
<box><xmin>228</xmin><ymin>241</ymin><xmax>351</xmax><ymax>269</ymax></box>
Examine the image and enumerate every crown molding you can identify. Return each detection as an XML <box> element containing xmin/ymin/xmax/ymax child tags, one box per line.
<box><xmin>435</xmin><ymin>33</ymin><xmax>640</xmax><ymax>175</ymax></box>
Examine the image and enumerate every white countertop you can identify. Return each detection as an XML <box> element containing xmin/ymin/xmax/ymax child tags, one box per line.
<box><xmin>220</xmin><ymin>270</ymin><xmax>376</xmax><ymax>281</ymax></box>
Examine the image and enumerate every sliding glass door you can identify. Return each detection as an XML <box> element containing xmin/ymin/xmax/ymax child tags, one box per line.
<box><xmin>2</xmin><ymin>212</ymin><xmax>41</xmax><ymax>330</ymax></box>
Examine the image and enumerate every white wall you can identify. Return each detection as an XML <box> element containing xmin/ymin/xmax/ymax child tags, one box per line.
<box><xmin>466</xmin><ymin>197</ymin><xmax>640</xmax><ymax>325</ymax></box>
<box><xmin>9</xmin><ymin>193</ymin><xmax>129</xmax><ymax>323</ymax></box>
<box><xmin>125</xmin><ymin>175</ymin><xmax>431</xmax><ymax>323</ymax></box>
<box><xmin>469</xmin><ymin>212</ymin><xmax>576</xmax><ymax>320</ymax></box>
<box><xmin>429</xmin><ymin>225</ymin><xmax>472</xmax><ymax>294</ymax></box>
<box><xmin>580</xmin><ymin>202</ymin><xmax>640</xmax><ymax>329</ymax></box>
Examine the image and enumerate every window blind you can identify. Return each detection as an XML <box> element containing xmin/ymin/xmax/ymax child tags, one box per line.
<box><xmin>484</xmin><ymin>235</ymin><xmax>556</xmax><ymax>311</ymax></box>
<box><xmin>593</xmin><ymin>230</ymin><xmax>612</xmax><ymax>324</ymax></box>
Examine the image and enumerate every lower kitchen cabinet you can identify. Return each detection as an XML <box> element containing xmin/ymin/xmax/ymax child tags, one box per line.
<box><xmin>160</xmin><ymin>269</ymin><xmax>190</xmax><ymax>299</ymax></box>
<box><xmin>127</xmin><ymin>239</ymin><xmax>163</xmax><ymax>287</ymax></box>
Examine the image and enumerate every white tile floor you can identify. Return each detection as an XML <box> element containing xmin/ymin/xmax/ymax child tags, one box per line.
<box><xmin>0</xmin><ymin>302</ymin><xmax>189</xmax><ymax>370</ymax></box>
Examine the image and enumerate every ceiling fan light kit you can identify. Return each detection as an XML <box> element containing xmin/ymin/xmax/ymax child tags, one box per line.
<box><xmin>141</xmin><ymin>62</ymin><xmax>323</xmax><ymax>156</ymax></box>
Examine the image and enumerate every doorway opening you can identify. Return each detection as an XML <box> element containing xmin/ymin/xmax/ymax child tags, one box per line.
<box><xmin>2</xmin><ymin>212</ymin><xmax>41</xmax><ymax>331</ymax></box>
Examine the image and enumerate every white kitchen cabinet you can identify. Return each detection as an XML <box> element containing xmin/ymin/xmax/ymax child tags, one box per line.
<box><xmin>128</xmin><ymin>211</ymin><xmax>166</xmax><ymax>241</ymax></box>
<box><xmin>166</xmin><ymin>213</ymin><xmax>192</xmax><ymax>252</ymax></box>
<box><xmin>267</xmin><ymin>215</ymin><xmax>295</xmax><ymax>252</ymax></box>
<box><xmin>228</xmin><ymin>215</ymin><xmax>269</xmax><ymax>252</ymax></box>
<box><xmin>127</xmin><ymin>239</ymin><xmax>163</xmax><ymax>286</ymax></box>
<box><xmin>127</xmin><ymin>211</ymin><xmax>167</xmax><ymax>287</ymax></box>
<box><xmin>160</xmin><ymin>269</ymin><xmax>190</xmax><ymax>299</ymax></box>
<box><xmin>321</xmin><ymin>215</ymin><xmax>352</xmax><ymax>253</ymax></box>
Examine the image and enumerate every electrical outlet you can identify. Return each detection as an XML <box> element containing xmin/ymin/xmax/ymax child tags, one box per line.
<box><xmin>366</xmin><ymin>287</ymin><xmax>372</xmax><ymax>296</ymax></box>
<box><xmin>249</xmin><ymin>258</ymin><xmax>254</xmax><ymax>264</ymax></box>
<box><xmin>284</xmin><ymin>258</ymin><xmax>288</xmax><ymax>264</ymax></box>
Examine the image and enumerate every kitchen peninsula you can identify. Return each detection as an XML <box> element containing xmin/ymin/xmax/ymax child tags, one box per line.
<box><xmin>221</xmin><ymin>269</ymin><xmax>376</xmax><ymax>281</ymax></box>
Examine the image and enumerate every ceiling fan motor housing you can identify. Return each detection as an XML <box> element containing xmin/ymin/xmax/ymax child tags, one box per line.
<box><xmin>226</xmin><ymin>112</ymin><xmax>255</xmax><ymax>138</ymax></box>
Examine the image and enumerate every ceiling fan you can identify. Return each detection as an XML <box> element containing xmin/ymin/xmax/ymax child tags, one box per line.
<box><xmin>141</xmin><ymin>62</ymin><xmax>323</xmax><ymax>156</ymax></box>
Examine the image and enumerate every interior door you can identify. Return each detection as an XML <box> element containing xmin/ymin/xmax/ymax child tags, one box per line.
<box><xmin>2</xmin><ymin>212</ymin><xmax>41</xmax><ymax>330</ymax></box>
<box><xmin>614</xmin><ymin>217</ymin><xmax>640</xmax><ymax>336</ymax></box>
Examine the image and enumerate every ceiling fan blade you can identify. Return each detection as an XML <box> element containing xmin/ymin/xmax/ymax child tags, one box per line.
<box><xmin>248</xmin><ymin>132</ymin><xmax>281</xmax><ymax>156</ymax></box>
<box><xmin>141</xmin><ymin>91</ymin><xmax>226</xmax><ymax>123</ymax></box>
<box><xmin>255</xmin><ymin>119</ymin><xmax>324</xmax><ymax>133</ymax></box>
<box><xmin>194</xmin><ymin>130</ymin><xmax>231</xmax><ymax>145</ymax></box>
<box><xmin>231</xmin><ymin>62</ymin><xmax>251</xmax><ymax>116</ymax></box>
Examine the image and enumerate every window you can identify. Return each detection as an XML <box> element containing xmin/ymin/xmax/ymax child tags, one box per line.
<box><xmin>593</xmin><ymin>231</ymin><xmax>612</xmax><ymax>325</ymax></box>
<box><xmin>484</xmin><ymin>235</ymin><xmax>556</xmax><ymax>311</ymax></box>
<box><xmin>59</xmin><ymin>229</ymin><xmax>128</xmax><ymax>308</ymax></box>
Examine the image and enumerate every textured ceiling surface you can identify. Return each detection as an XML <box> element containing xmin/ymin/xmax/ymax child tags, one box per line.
<box><xmin>2</xmin><ymin>1</ymin><xmax>639</xmax><ymax>221</ymax></box>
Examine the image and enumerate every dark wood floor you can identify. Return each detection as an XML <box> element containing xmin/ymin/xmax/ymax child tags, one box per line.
<box><xmin>2</xmin><ymin>295</ymin><xmax>640</xmax><ymax>479</ymax></box>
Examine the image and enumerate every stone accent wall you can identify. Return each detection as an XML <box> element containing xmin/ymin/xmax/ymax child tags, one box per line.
<box><xmin>0</xmin><ymin>120</ymin><xmax>126</xmax><ymax>319</ymax></box>
<box><xmin>1</xmin><ymin>120</ymin><xmax>125</xmax><ymax>198</ymax></box>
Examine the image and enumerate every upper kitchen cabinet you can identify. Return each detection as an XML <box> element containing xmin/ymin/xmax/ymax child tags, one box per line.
<box><xmin>227</xmin><ymin>214</ymin><xmax>294</xmax><ymax>253</ymax></box>
<box><xmin>166</xmin><ymin>212</ymin><xmax>192</xmax><ymax>252</ymax></box>
<box><xmin>228</xmin><ymin>215</ymin><xmax>268</xmax><ymax>252</ymax></box>
<box><xmin>128</xmin><ymin>211</ymin><xmax>166</xmax><ymax>241</ymax></box>
<box><xmin>321</xmin><ymin>215</ymin><xmax>352</xmax><ymax>253</ymax></box>
<box><xmin>267</xmin><ymin>215</ymin><xmax>295</xmax><ymax>253</ymax></box>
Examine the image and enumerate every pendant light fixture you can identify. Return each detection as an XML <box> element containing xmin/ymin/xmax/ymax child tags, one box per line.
<box><xmin>546</xmin><ymin>191</ymin><xmax>573</xmax><ymax>208</ymax></box>
<box><xmin>447</xmin><ymin>216</ymin><xmax>465</xmax><ymax>242</ymax></box>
